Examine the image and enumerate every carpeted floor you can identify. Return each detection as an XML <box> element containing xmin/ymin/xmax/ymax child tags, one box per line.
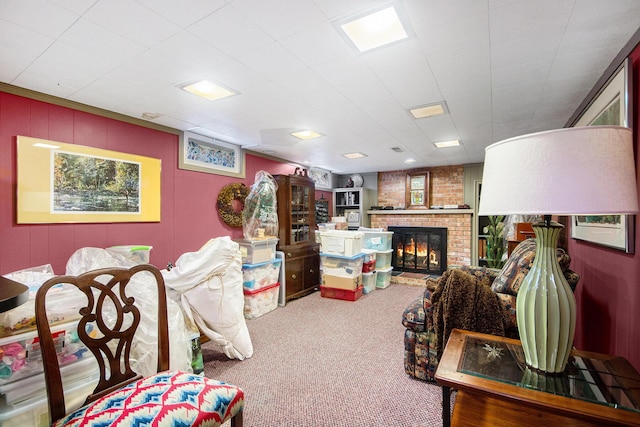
<box><xmin>203</xmin><ymin>284</ymin><xmax>450</xmax><ymax>426</ymax></box>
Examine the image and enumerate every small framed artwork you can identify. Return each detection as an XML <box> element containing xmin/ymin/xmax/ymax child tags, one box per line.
<box><xmin>569</xmin><ymin>58</ymin><xmax>634</xmax><ymax>253</ymax></box>
<box><xmin>308</xmin><ymin>167</ymin><xmax>332</xmax><ymax>190</ymax></box>
<box><xmin>405</xmin><ymin>171</ymin><xmax>430</xmax><ymax>209</ymax></box>
<box><xmin>17</xmin><ymin>136</ymin><xmax>161</xmax><ymax>223</ymax></box>
<box><xmin>179</xmin><ymin>131</ymin><xmax>245</xmax><ymax>178</ymax></box>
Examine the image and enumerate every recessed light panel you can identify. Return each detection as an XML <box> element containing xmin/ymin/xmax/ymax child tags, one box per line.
<box><xmin>342</xmin><ymin>152</ymin><xmax>368</xmax><ymax>159</ymax></box>
<box><xmin>434</xmin><ymin>140</ymin><xmax>460</xmax><ymax>148</ymax></box>
<box><xmin>291</xmin><ymin>130</ymin><xmax>323</xmax><ymax>140</ymax></box>
<box><xmin>409</xmin><ymin>101</ymin><xmax>449</xmax><ymax>119</ymax></box>
<box><xmin>337</xmin><ymin>4</ymin><xmax>412</xmax><ymax>53</ymax></box>
<box><xmin>180</xmin><ymin>80</ymin><xmax>237</xmax><ymax>101</ymax></box>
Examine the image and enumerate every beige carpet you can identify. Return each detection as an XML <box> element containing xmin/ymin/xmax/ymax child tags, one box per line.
<box><xmin>203</xmin><ymin>284</ymin><xmax>450</xmax><ymax>426</ymax></box>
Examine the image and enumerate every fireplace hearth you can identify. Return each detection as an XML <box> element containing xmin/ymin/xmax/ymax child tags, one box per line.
<box><xmin>388</xmin><ymin>226</ymin><xmax>447</xmax><ymax>275</ymax></box>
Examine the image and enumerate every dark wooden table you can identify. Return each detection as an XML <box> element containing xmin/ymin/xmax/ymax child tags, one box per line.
<box><xmin>435</xmin><ymin>329</ymin><xmax>640</xmax><ymax>426</ymax></box>
<box><xmin>0</xmin><ymin>276</ymin><xmax>29</xmax><ymax>312</ymax></box>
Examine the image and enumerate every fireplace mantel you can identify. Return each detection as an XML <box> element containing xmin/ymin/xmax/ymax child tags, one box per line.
<box><xmin>366</xmin><ymin>209</ymin><xmax>473</xmax><ymax>215</ymax></box>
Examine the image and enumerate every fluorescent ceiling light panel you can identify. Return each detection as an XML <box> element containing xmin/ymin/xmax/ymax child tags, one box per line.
<box><xmin>180</xmin><ymin>80</ymin><xmax>237</xmax><ymax>101</ymax></box>
<box><xmin>342</xmin><ymin>152</ymin><xmax>367</xmax><ymax>159</ymax></box>
<box><xmin>338</xmin><ymin>5</ymin><xmax>411</xmax><ymax>52</ymax></box>
<box><xmin>434</xmin><ymin>140</ymin><xmax>460</xmax><ymax>148</ymax></box>
<box><xmin>291</xmin><ymin>130</ymin><xmax>323</xmax><ymax>140</ymax></box>
<box><xmin>409</xmin><ymin>101</ymin><xmax>449</xmax><ymax>119</ymax></box>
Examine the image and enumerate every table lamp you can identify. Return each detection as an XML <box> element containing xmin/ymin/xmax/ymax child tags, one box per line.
<box><xmin>478</xmin><ymin>126</ymin><xmax>639</xmax><ymax>373</ymax></box>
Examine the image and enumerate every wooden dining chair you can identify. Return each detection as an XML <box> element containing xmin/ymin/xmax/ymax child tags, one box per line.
<box><xmin>35</xmin><ymin>264</ymin><xmax>244</xmax><ymax>426</ymax></box>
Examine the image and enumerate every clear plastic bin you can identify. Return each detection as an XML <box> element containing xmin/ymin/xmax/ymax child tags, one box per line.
<box><xmin>241</xmin><ymin>259</ymin><xmax>282</xmax><ymax>290</ymax></box>
<box><xmin>362</xmin><ymin>271</ymin><xmax>377</xmax><ymax>294</ymax></box>
<box><xmin>0</xmin><ymin>321</ymin><xmax>89</xmax><ymax>386</ymax></box>
<box><xmin>361</xmin><ymin>231</ymin><xmax>393</xmax><ymax>251</ymax></box>
<box><xmin>375</xmin><ymin>249</ymin><xmax>393</xmax><ymax>270</ymax></box>
<box><xmin>318</xmin><ymin>230</ymin><xmax>363</xmax><ymax>256</ymax></box>
<box><xmin>376</xmin><ymin>267</ymin><xmax>393</xmax><ymax>289</ymax></box>
<box><xmin>320</xmin><ymin>253</ymin><xmax>364</xmax><ymax>278</ymax></box>
<box><xmin>107</xmin><ymin>245</ymin><xmax>152</xmax><ymax>264</ymax></box>
<box><xmin>234</xmin><ymin>238</ymin><xmax>278</xmax><ymax>264</ymax></box>
<box><xmin>243</xmin><ymin>283</ymin><xmax>280</xmax><ymax>319</ymax></box>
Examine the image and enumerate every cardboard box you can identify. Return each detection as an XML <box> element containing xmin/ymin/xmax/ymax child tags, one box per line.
<box><xmin>321</xmin><ymin>273</ymin><xmax>361</xmax><ymax>290</ymax></box>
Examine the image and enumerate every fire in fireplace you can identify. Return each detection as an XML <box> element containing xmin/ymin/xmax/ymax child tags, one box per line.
<box><xmin>388</xmin><ymin>226</ymin><xmax>447</xmax><ymax>275</ymax></box>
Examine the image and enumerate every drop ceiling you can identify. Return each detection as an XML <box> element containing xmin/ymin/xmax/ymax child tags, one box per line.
<box><xmin>2</xmin><ymin>0</ymin><xmax>639</xmax><ymax>174</ymax></box>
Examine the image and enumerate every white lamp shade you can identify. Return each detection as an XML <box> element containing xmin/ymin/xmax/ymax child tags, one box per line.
<box><xmin>478</xmin><ymin>126</ymin><xmax>639</xmax><ymax>216</ymax></box>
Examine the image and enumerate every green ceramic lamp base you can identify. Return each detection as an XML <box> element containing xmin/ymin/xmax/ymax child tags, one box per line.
<box><xmin>516</xmin><ymin>219</ymin><xmax>576</xmax><ymax>373</ymax></box>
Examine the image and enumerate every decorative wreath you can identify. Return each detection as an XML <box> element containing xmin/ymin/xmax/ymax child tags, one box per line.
<box><xmin>217</xmin><ymin>183</ymin><xmax>250</xmax><ymax>228</ymax></box>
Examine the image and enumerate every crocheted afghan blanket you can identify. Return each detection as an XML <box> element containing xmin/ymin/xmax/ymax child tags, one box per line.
<box><xmin>431</xmin><ymin>269</ymin><xmax>511</xmax><ymax>359</ymax></box>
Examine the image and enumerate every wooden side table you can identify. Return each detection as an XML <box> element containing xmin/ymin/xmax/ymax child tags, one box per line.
<box><xmin>435</xmin><ymin>329</ymin><xmax>640</xmax><ymax>426</ymax></box>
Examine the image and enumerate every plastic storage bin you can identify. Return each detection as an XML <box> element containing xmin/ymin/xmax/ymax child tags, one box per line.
<box><xmin>234</xmin><ymin>238</ymin><xmax>278</xmax><ymax>264</ymax></box>
<box><xmin>241</xmin><ymin>259</ymin><xmax>282</xmax><ymax>290</ymax></box>
<box><xmin>362</xmin><ymin>271</ymin><xmax>377</xmax><ymax>294</ymax></box>
<box><xmin>320</xmin><ymin>285</ymin><xmax>363</xmax><ymax>301</ymax></box>
<box><xmin>0</xmin><ymin>368</ymin><xmax>98</xmax><ymax>427</ymax></box>
<box><xmin>243</xmin><ymin>282</ymin><xmax>280</xmax><ymax>319</ymax></box>
<box><xmin>376</xmin><ymin>267</ymin><xmax>393</xmax><ymax>289</ymax></box>
<box><xmin>361</xmin><ymin>230</ymin><xmax>393</xmax><ymax>251</ymax></box>
<box><xmin>318</xmin><ymin>230</ymin><xmax>363</xmax><ymax>256</ymax></box>
<box><xmin>107</xmin><ymin>245</ymin><xmax>152</xmax><ymax>264</ymax></box>
<box><xmin>375</xmin><ymin>249</ymin><xmax>393</xmax><ymax>270</ymax></box>
<box><xmin>0</xmin><ymin>321</ymin><xmax>89</xmax><ymax>386</ymax></box>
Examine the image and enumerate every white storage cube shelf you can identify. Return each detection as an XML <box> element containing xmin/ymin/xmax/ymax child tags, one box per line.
<box><xmin>362</xmin><ymin>231</ymin><xmax>393</xmax><ymax>251</ymax></box>
<box><xmin>234</xmin><ymin>238</ymin><xmax>278</xmax><ymax>264</ymax></box>
<box><xmin>320</xmin><ymin>253</ymin><xmax>364</xmax><ymax>278</ymax></box>
<box><xmin>243</xmin><ymin>283</ymin><xmax>280</xmax><ymax>319</ymax></box>
<box><xmin>318</xmin><ymin>230</ymin><xmax>363</xmax><ymax>257</ymax></box>
<box><xmin>242</xmin><ymin>259</ymin><xmax>282</xmax><ymax>290</ymax></box>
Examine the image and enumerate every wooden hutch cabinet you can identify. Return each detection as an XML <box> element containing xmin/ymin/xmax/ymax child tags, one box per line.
<box><xmin>273</xmin><ymin>172</ymin><xmax>321</xmax><ymax>301</ymax></box>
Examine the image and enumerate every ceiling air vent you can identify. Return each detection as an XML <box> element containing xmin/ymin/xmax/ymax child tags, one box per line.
<box><xmin>391</xmin><ymin>146</ymin><xmax>405</xmax><ymax>153</ymax></box>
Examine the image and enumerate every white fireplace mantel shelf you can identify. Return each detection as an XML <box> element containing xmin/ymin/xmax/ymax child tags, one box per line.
<box><xmin>367</xmin><ymin>209</ymin><xmax>474</xmax><ymax>215</ymax></box>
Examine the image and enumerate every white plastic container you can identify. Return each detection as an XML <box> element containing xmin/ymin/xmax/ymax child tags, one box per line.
<box><xmin>107</xmin><ymin>245</ymin><xmax>153</xmax><ymax>264</ymax></box>
<box><xmin>318</xmin><ymin>230</ymin><xmax>363</xmax><ymax>256</ymax></box>
<box><xmin>361</xmin><ymin>230</ymin><xmax>393</xmax><ymax>251</ymax></box>
<box><xmin>234</xmin><ymin>238</ymin><xmax>278</xmax><ymax>264</ymax></box>
<box><xmin>375</xmin><ymin>249</ymin><xmax>393</xmax><ymax>270</ymax></box>
<box><xmin>362</xmin><ymin>271</ymin><xmax>377</xmax><ymax>294</ymax></box>
<box><xmin>241</xmin><ymin>259</ymin><xmax>282</xmax><ymax>290</ymax></box>
<box><xmin>376</xmin><ymin>267</ymin><xmax>393</xmax><ymax>289</ymax></box>
<box><xmin>243</xmin><ymin>283</ymin><xmax>280</xmax><ymax>319</ymax></box>
<box><xmin>320</xmin><ymin>253</ymin><xmax>365</xmax><ymax>277</ymax></box>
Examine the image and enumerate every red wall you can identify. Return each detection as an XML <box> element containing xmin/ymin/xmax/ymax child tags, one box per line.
<box><xmin>0</xmin><ymin>92</ymin><xmax>332</xmax><ymax>275</ymax></box>
<box><xmin>570</xmin><ymin>44</ymin><xmax>640</xmax><ymax>370</ymax></box>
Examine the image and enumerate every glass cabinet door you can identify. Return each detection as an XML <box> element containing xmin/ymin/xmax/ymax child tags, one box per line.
<box><xmin>291</xmin><ymin>183</ymin><xmax>310</xmax><ymax>243</ymax></box>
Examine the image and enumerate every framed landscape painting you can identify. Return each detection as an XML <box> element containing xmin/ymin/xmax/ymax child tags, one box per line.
<box><xmin>569</xmin><ymin>58</ymin><xmax>634</xmax><ymax>253</ymax></box>
<box><xmin>17</xmin><ymin>136</ymin><xmax>161</xmax><ymax>223</ymax></box>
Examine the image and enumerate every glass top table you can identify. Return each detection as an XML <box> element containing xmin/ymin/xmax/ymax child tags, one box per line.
<box><xmin>459</xmin><ymin>335</ymin><xmax>640</xmax><ymax>412</ymax></box>
<box><xmin>435</xmin><ymin>329</ymin><xmax>640</xmax><ymax>427</ymax></box>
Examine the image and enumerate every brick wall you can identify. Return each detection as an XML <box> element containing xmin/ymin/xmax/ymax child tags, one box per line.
<box><xmin>371</xmin><ymin>165</ymin><xmax>471</xmax><ymax>267</ymax></box>
<box><xmin>376</xmin><ymin>165</ymin><xmax>464</xmax><ymax>208</ymax></box>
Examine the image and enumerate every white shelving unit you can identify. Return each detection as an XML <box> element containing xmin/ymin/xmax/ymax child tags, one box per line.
<box><xmin>332</xmin><ymin>187</ymin><xmax>376</xmax><ymax>229</ymax></box>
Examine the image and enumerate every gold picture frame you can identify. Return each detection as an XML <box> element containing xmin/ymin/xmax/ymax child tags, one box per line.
<box><xmin>17</xmin><ymin>136</ymin><xmax>161</xmax><ymax>224</ymax></box>
<box><xmin>179</xmin><ymin>131</ymin><xmax>245</xmax><ymax>178</ymax></box>
<box><xmin>405</xmin><ymin>171</ymin><xmax>430</xmax><ymax>209</ymax></box>
<box><xmin>569</xmin><ymin>58</ymin><xmax>634</xmax><ymax>253</ymax></box>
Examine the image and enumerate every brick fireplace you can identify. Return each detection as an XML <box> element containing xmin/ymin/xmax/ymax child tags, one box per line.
<box><xmin>389</xmin><ymin>226</ymin><xmax>447</xmax><ymax>274</ymax></box>
<box><xmin>368</xmin><ymin>165</ymin><xmax>472</xmax><ymax>268</ymax></box>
